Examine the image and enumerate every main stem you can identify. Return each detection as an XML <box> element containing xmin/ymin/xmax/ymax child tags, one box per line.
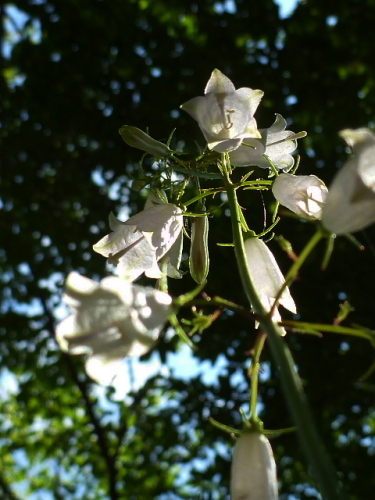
<box><xmin>222</xmin><ymin>171</ymin><xmax>346</xmax><ymax>500</ymax></box>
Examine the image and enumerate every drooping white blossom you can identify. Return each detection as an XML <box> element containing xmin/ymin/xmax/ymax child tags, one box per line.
<box><xmin>93</xmin><ymin>193</ymin><xmax>183</xmax><ymax>281</ymax></box>
<box><xmin>321</xmin><ymin>128</ymin><xmax>375</xmax><ymax>235</ymax></box>
<box><xmin>55</xmin><ymin>272</ymin><xmax>172</xmax><ymax>385</ymax></box>
<box><xmin>181</xmin><ymin>69</ymin><xmax>264</xmax><ymax>153</ymax></box>
<box><xmin>144</xmin><ymin>189</ymin><xmax>184</xmax><ymax>278</ymax></box>
<box><xmin>231</xmin><ymin>432</ymin><xmax>278</xmax><ymax>500</ymax></box>
<box><xmin>272</xmin><ymin>173</ymin><xmax>328</xmax><ymax>220</ymax></box>
<box><xmin>244</xmin><ymin>237</ymin><xmax>296</xmax><ymax>335</ymax></box>
<box><xmin>229</xmin><ymin>114</ymin><xmax>305</xmax><ymax>172</ymax></box>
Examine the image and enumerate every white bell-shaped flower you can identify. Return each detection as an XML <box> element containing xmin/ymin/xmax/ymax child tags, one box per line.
<box><xmin>55</xmin><ymin>272</ymin><xmax>172</xmax><ymax>385</ymax></box>
<box><xmin>93</xmin><ymin>193</ymin><xmax>183</xmax><ymax>281</ymax></box>
<box><xmin>231</xmin><ymin>432</ymin><xmax>278</xmax><ymax>500</ymax></box>
<box><xmin>244</xmin><ymin>237</ymin><xmax>296</xmax><ymax>335</ymax></box>
<box><xmin>229</xmin><ymin>114</ymin><xmax>304</xmax><ymax>172</ymax></box>
<box><xmin>272</xmin><ymin>173</ymin><xmax>328</xmax><ymax>220</ymax></box>
<box><xmin>321</xmin><ymin>128</ymin><xmax>375</xmax><ymax>235</ymax></box>
<box><xmin>181</xmin><ymin>69</ymin><xmax>263</xmax><ymax>153</ymax></box>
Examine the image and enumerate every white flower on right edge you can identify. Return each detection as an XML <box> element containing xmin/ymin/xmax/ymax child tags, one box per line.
<box><xmin>229</xmin><ymin>114</ymin><xmax>305</xmax><ymax>172</ymax></box>
<box><xmin>55</xmin><ymin>272</ymin><xmax>172</xmax><ymax>385</ymax></box>
<box><xmin>231</xmin><ymin>432</ymin><xmax>278</xmax><ymax>500</ymax></box>
<box><xmin>244</xmin><ymin>237</ymin><xmax>296</xmax><ymax>335</ymax></box>
<box><xmin>321</xmin><ymin>128</ymin><xmax>375</xmax><ymax>235</ymax></box>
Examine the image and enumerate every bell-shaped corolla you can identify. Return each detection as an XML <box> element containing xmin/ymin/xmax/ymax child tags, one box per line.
<box><xmin>272</xmin><ymin>173</ymin><xmax>328</xmax><ymax>220</ymax></box>
<box><xmin>93</xmin><ymin>194</ymin><xmax>183</xmax><ymax>281</ymax></box>
<box><xmin>231</xmin><ymin>432</ymin><xmax>278</xmax><ymax>500</ymax></box>
<box><xmin>181</xmin><ymin>69</ymin><xmax>263</xmax><ymax>153</ymax></box>
<box><xmin>55</xmin><ymin>272</ymin><xmax>172</xmax><ymax>385</ymax></box>
<box><xmin>321</xmin><ymin>128</ymin><xmax>375</xmax><ymax>235</ymax></box>
<box><xmin>229</xmin><ymin>114</ymin><xmax>305</xmax><ymax>172</ymax></box>
<box><xmin>244</xmin><ymin>237</ymin><xmax>296</xmax><ymax>335</ymax></box>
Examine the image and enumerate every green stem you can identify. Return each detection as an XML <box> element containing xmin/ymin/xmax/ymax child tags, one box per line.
<box><xmin>222</xmin><ymin>168</ymin><xmax>347</xmax><ymax>500</ymax></box>
<box><xmin>284</xmin><ymin>229</ymin><xmax>324</xmax><ymax>284</ymax></box>
<box><xmin>249</xmin><ymin>332</ymin><xmax>266</xmax><ymax>424</ymax></box>
<box><xmin>184</xmin><ymin>188</ymin><xmax>224</xmax><ymax>207</ymax></box>
<box><xmin>281</xmin><ymin>320</ymin><xmax>375</xmax><ymax>345</ymax></box>
<box><xmin>270</xmin><ymin>230</ymin><xmax>324</xmax><ymax>313</ymax></box>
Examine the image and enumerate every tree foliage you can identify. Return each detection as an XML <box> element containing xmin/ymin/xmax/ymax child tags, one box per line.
<box><xmin>2</xmin><ymin>0</ymin><xmax>375</xmax><ymax>498</ymax></box>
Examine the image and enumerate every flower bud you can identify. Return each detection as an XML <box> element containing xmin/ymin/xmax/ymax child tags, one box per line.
<box><xmin>189</xmin><ymin>209</ymin><xmax>210</xmax><ymax>284</ymax></box>
<box><xmin>272</xmin><ymin>173</ymin><xmax>328</xmax><ymax>220</ymax></box>
<box><xmin>119</xmin><ymin>125</ymin><xmax>171</xmax><ymax>157</ymax></box>
<box><xmin>231</xmin><ymin>432</ymin><xmax>278</xmax><ymax>500</ymax></box>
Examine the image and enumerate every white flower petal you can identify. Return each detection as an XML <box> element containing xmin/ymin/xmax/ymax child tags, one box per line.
<box><xmin>229</xmin><ymin>138</ymin><xmax>265</xmax><ymax>167</ymax></box>
<box><xmin>116</xmin><ymin>234</ymin><xmax>160</xmax><ymax>281</ymax></box>
<box><xmin>340</xmin><ymin>128</ymin><xmax>375</xmax><ymax>192</ymax></box>
<box><xmin>129</xmin><ymin>203</ymin><xmax>182</xmax><ymax>232</ymax></box>
<box><xmin>230</xmin><ymin>114</ymin><xmax>302</xmax><ymax>171</ymax></box>
<box><xmin>85</xmin><ymin>337</ymin><xmax>153</xmax><ymax>386</ymax></box>
<box><xmin>245</xmin><ymin>237</ymin><xmax>296</xmax><ymax>318</ymax></box>
<box><xmin>93</xmin><ymin>223</ymin><xmax>145</xmax><ymax>259</ymax></box>
<box><xmin>162</xmin><ymin>229</ymin><xmax>184</xmax><ymax>279</ymax></box>
<box><xmin>321</xmin><ymin>128</ymin><xmax>375</xmax><ymax>234</ymax></box>
<box><xmin>321</xmin><ymin>160</ymin><xmax>375</xmax><ymax>234</ymax></box>
<box><xmin>204</xmin><ymin>68</ymin><xmax>236</xmax><ymax>94</ymax></box>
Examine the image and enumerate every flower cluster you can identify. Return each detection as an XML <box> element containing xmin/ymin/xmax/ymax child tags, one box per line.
<box><xmin>54</xmin><ymin>70</ymin><xmax>307</xmax><ymax>386</ymax></box>
<box><xmin>56</xmin><ymin>69</ymin><xmax>375</xmax><ymax>393</ymax></box>
<box><xmin>50</xmin><ymin>66</ymin><xmax>375</xmax><ymax>500</ymax></box>
<box><xmin>56</xmin><ymin>191</ymin><xmax>184</xmax><ymax>383</ymax></box>
<box><xmin>53</xmin><ymin>68</ymin><xmax>375</xmax><ymax>500</ymax></box>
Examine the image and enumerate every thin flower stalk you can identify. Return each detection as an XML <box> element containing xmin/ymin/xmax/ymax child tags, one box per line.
<box><xmin>221</xmin><ymin>155</ymin><xmax>347</xmax><ymax>500</ymax></box>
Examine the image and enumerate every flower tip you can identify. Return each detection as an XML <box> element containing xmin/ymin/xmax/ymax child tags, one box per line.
<box><xmin>339</xmin><ymin>128</ymin><xmax>374</xmax><ymax>147</ymax></box>
<box><xmin>295</xmin><ymin>130</ymin><xmax>307</xmax><ymax>139</ymax></box>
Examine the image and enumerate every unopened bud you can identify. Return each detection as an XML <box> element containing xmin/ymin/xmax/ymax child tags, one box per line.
<box><xmin>189</xmin><ymin>206</ymin><xmax>209</xmax><ymax>284</ymax></box>
<box><xmin>231</xmin><ymin>432</ymin><xmax>278</xmax><ymax>500</ymax></box>
<box><xmin>119</xmin><ymin>125</ymin><xmax>171</xmax><ymax>158</ymax></box>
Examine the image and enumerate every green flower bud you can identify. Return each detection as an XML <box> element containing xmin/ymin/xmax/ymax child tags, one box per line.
<box><xmin>189</xmin><ymin>206</ymin><xmax>209</xmax><ymax>284</ymax></box>
<box><xmin>119</xmin><ymin>125</ymin><xmax>171</xmax><ymax>158</ymax></box>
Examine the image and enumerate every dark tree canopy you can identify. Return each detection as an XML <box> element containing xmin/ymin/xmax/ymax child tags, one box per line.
<box><xmin>2</xmin><ymin>0</ymin><xmax>375</xmax><ymax>499</ymax></box>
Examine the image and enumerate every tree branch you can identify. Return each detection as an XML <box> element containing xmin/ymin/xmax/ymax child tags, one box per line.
<box><xmin>40</xmin><ymin>294</ymin><xmax>119</xmax><ymax>500</ymax></box>
<box><xmin>0</xmin><ymin>471</ymin><xmax>22</xmax><ymax>500</ymax></box>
